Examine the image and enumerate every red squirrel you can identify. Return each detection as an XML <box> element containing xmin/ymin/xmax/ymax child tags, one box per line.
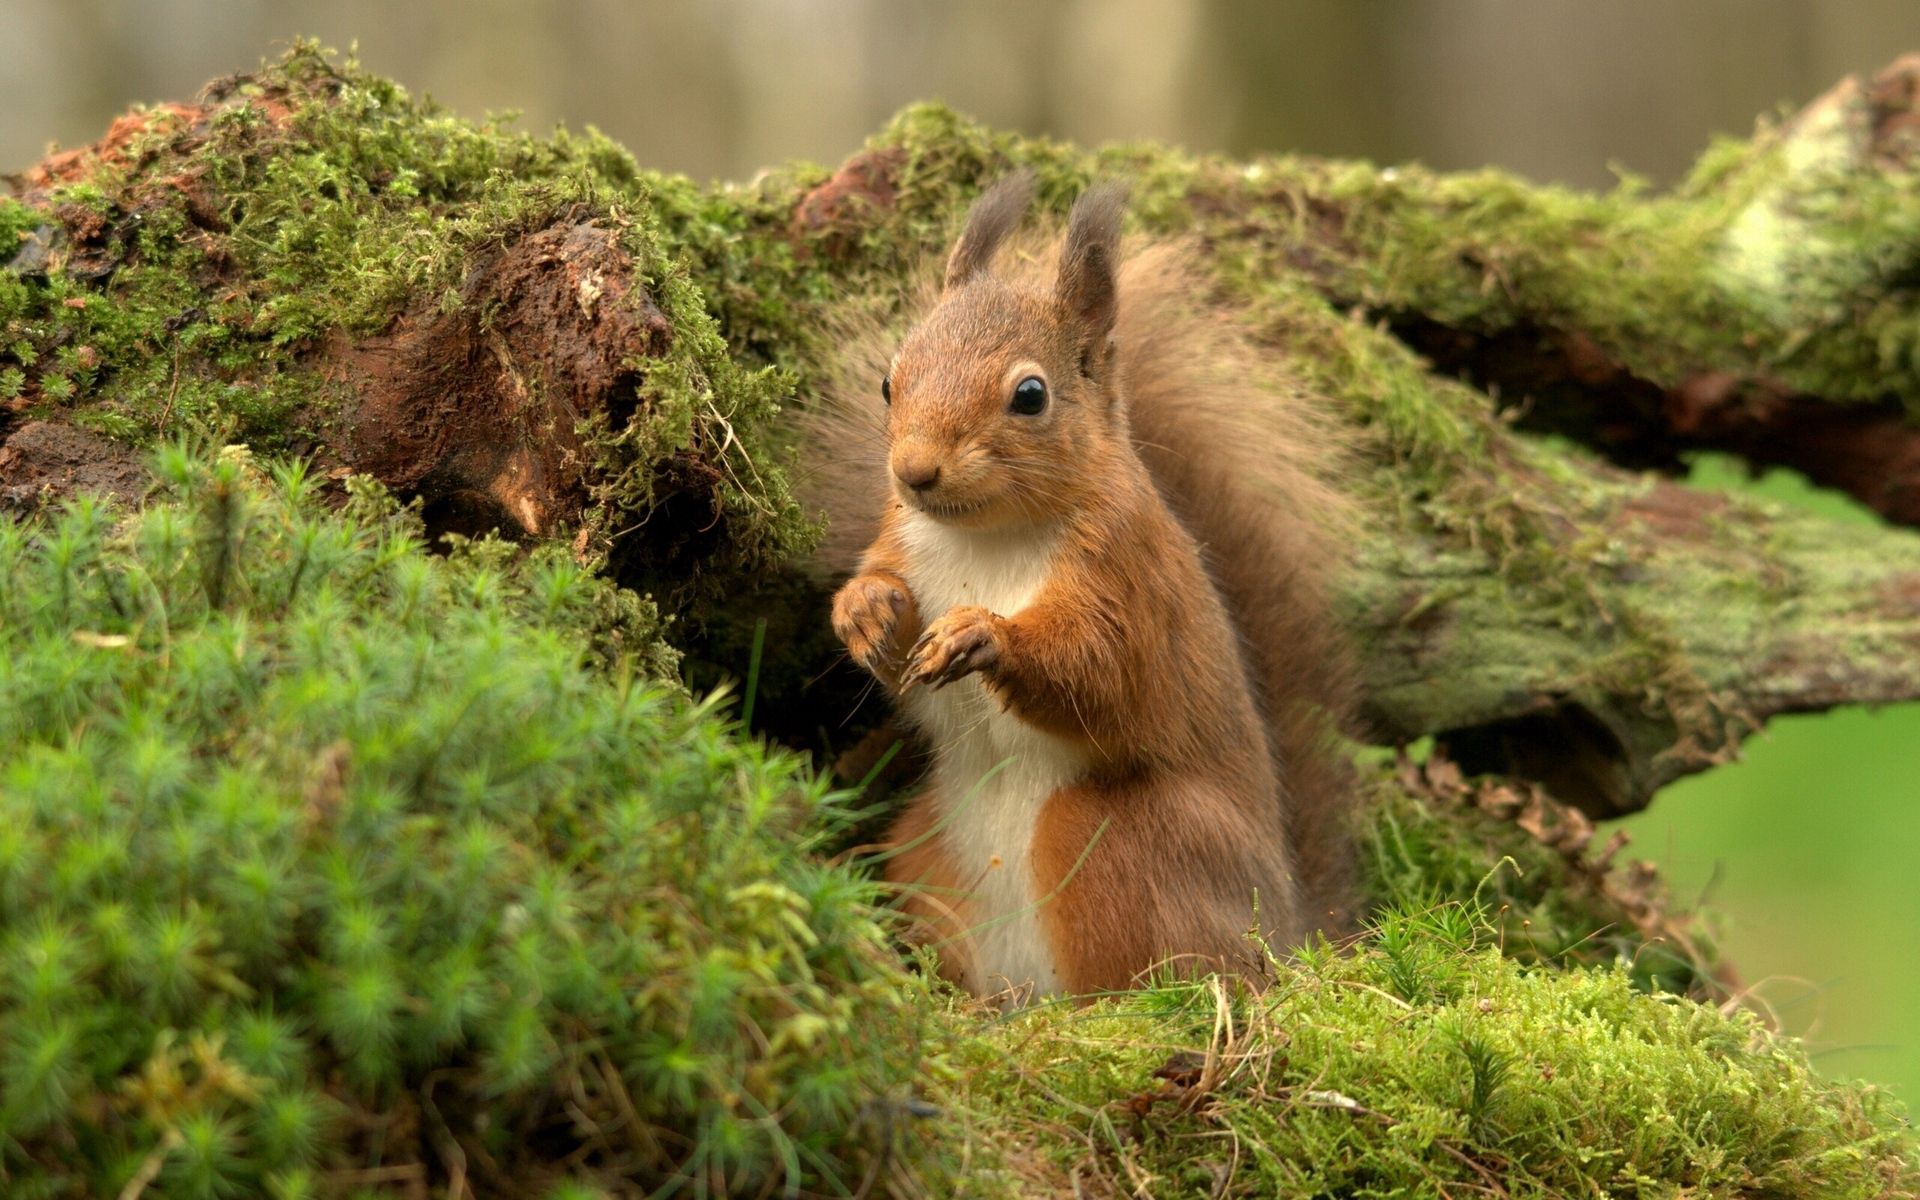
<box><xmin>806</xmin><ymin>175</ymin><xmax>1357</xmax><ymax>1003</ymax></box>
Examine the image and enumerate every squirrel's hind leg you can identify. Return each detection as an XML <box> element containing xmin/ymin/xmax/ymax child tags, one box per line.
<box><xmin>1033</xmin><ymin>777</ymin><xmax>1287</xmax><ymax>995</ymax></box>
<box><xmin>882</xmin><ymin>787</ymin><xmax>980</xmax><ymax>992</ymax></box>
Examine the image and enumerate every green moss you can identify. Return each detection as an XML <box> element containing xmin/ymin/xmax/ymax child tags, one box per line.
<box><xmin>9</xmin><ymin>57</ymin><xmax>1916</xmax><ymax>671</ymax></box>
<box><xmin>8</xmin><ymin>73</ymin><xmax>1798</xmax><ymax>680</ymax></box>
<box><xmin>0</xmin><ymin>452</ymin><xmax>926</xmax><ymax>1197</ymax></box>
<box><xmin>940</xmin><ymin>905</ymin><xmax>1914</xmax><ymax>1198</ymax></box>
<box><xmin>7</xmin><ymin>61</ymin><xmax>1917</xmax><ymax>1194</ymax></box>
<box><xmin>2</xmin><ymin>44</ymin><xmax>811</xmax><ymax>600</ymax></box>
<box><xmin>2</xmin><ymin>451</ymin><xmax>1908</xmax><ymax>1194</ymax></box>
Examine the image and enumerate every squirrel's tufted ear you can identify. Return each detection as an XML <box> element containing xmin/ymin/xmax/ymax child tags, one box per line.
<box><xmin>1055</xmin><ymin>183</ymin><xmax>1125</xmax><ymax>366</ymax></box>
<box><xmin>944</xmin><ymin>172</ymin><xmax>1034</xmax><ymax>291</ymax></box>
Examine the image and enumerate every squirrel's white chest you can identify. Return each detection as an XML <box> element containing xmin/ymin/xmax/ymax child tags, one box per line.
<box><xmin>897</xmin><ymin>512</ymin><xmax>1058</xmax><ymax>619</ymax></box>
<box><xmin>895</xmin><ymin>514</ymin><xmax>1089</xmax><ymax>1002</ymax></box>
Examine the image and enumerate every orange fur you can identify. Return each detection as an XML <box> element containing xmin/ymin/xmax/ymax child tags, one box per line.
<box><xmin>803</xmin><ymin>177</ymin><xmax>1358</xmax><ymax>1001</ymax></box>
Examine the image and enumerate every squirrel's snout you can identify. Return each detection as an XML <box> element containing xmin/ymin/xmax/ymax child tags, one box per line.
<box><xmin>892</xmin><ymin>453</ymin><xmax>942</xmax><ymax>492</ymax></box>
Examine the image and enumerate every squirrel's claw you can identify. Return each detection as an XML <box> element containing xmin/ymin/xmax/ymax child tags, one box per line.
<box><xmin>904</xmin><ymin>606</ymin><xmax>1001</xmax><ymax>691</ymax></box>
<box><xmin>921</xmin><ymin>649</ymin><xmax>973</xmax><ymax>691</ymax></box>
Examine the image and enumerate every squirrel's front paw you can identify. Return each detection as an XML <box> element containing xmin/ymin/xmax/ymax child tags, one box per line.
<box><xmin>905</xmin><ymin>606</ymin><xmax>1003</xmax><ymax>691</ymax></box>
<box><xmin>832</xmin><ymin>572</ymin><xmax>917</xmax><ymax>679</ymax></box>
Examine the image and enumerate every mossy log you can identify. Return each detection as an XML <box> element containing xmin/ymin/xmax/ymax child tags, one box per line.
<box><xmin>5</xmin><ymin>49</ymin><xmax>1918</xmax><ymax>827</ymax></box>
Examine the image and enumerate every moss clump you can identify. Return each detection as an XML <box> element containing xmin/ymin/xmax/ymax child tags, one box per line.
<box><xmin>941</xmin><ymin>904</ymin><xmax>1914</xmax><ymax>1198</ymax></box>
<box><xmin>0</xmin><ymin>452</ymin><xmax>925</xmax><ymax>1198</ymax></box>
<box><xmin>1358</xmin><ymin>765</ymin><xmax>1713</xmax><ymax>997</ymax></box>
<box><xmin>1</xmin><ymin>44</ymin><xmax>809</xmax><ymax>597</ymax></box>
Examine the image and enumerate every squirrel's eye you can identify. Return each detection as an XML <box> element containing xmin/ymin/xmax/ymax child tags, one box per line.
<box><xmin>1009</xmin><ymin>375</ymin><xmax>1048</xmax><ymax>416</ymax></box>
<box><xmin>881</xmin><ymin>375</ymin><xmax>892</xmax><ymax>405</ymax></box>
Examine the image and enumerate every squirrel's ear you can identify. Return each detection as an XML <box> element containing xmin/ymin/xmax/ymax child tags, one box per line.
<box><xmin>1055</xmin><ymin>183</ymin><xmax>1125</xmax><ymax>362</ymax></box>
<box><xmin>944</xmin><ymin>172</ymin><xmax>1034</xmax><ymax>291</ymax></box>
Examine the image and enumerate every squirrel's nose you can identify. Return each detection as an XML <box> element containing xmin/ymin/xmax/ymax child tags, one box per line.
<box><xmin>892</xmin><ymin>455</ymin><xmax>941</xmax><ymax>491</ymax></box>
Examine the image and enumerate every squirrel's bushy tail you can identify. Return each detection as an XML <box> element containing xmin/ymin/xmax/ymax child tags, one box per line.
<box><xmin>796</xmin><ymin>238</ymin><xmax>1361</xmax><ymax>935</ymax></box>
<box><xmin>1112</xmin><ymin>245</ymin><xmax>1359</xmax><ymax>932</ymax></box>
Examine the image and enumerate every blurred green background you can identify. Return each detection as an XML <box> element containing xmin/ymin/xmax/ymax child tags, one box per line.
<box><xmin>1622</xmin><ymin>459</ymin><xmax>1920</xmax><ymax>1107</ymax></box>
<box><xmin>2</xmin><ymin>0</ymin><xmax>1914</xmax><ymax>1103</ymax></box>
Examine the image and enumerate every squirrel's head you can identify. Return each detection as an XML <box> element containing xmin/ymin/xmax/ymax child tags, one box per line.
<box><xmin>881</xmin><ymin>174</ymin><xmax>1126</xmax><ymax>530</ymax></box>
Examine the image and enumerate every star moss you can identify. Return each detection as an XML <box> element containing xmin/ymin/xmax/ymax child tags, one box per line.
<box><xmin>0</xmin><ymin>452</ymin><xmax>923</xmax><ymax>1197</ymax></box>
